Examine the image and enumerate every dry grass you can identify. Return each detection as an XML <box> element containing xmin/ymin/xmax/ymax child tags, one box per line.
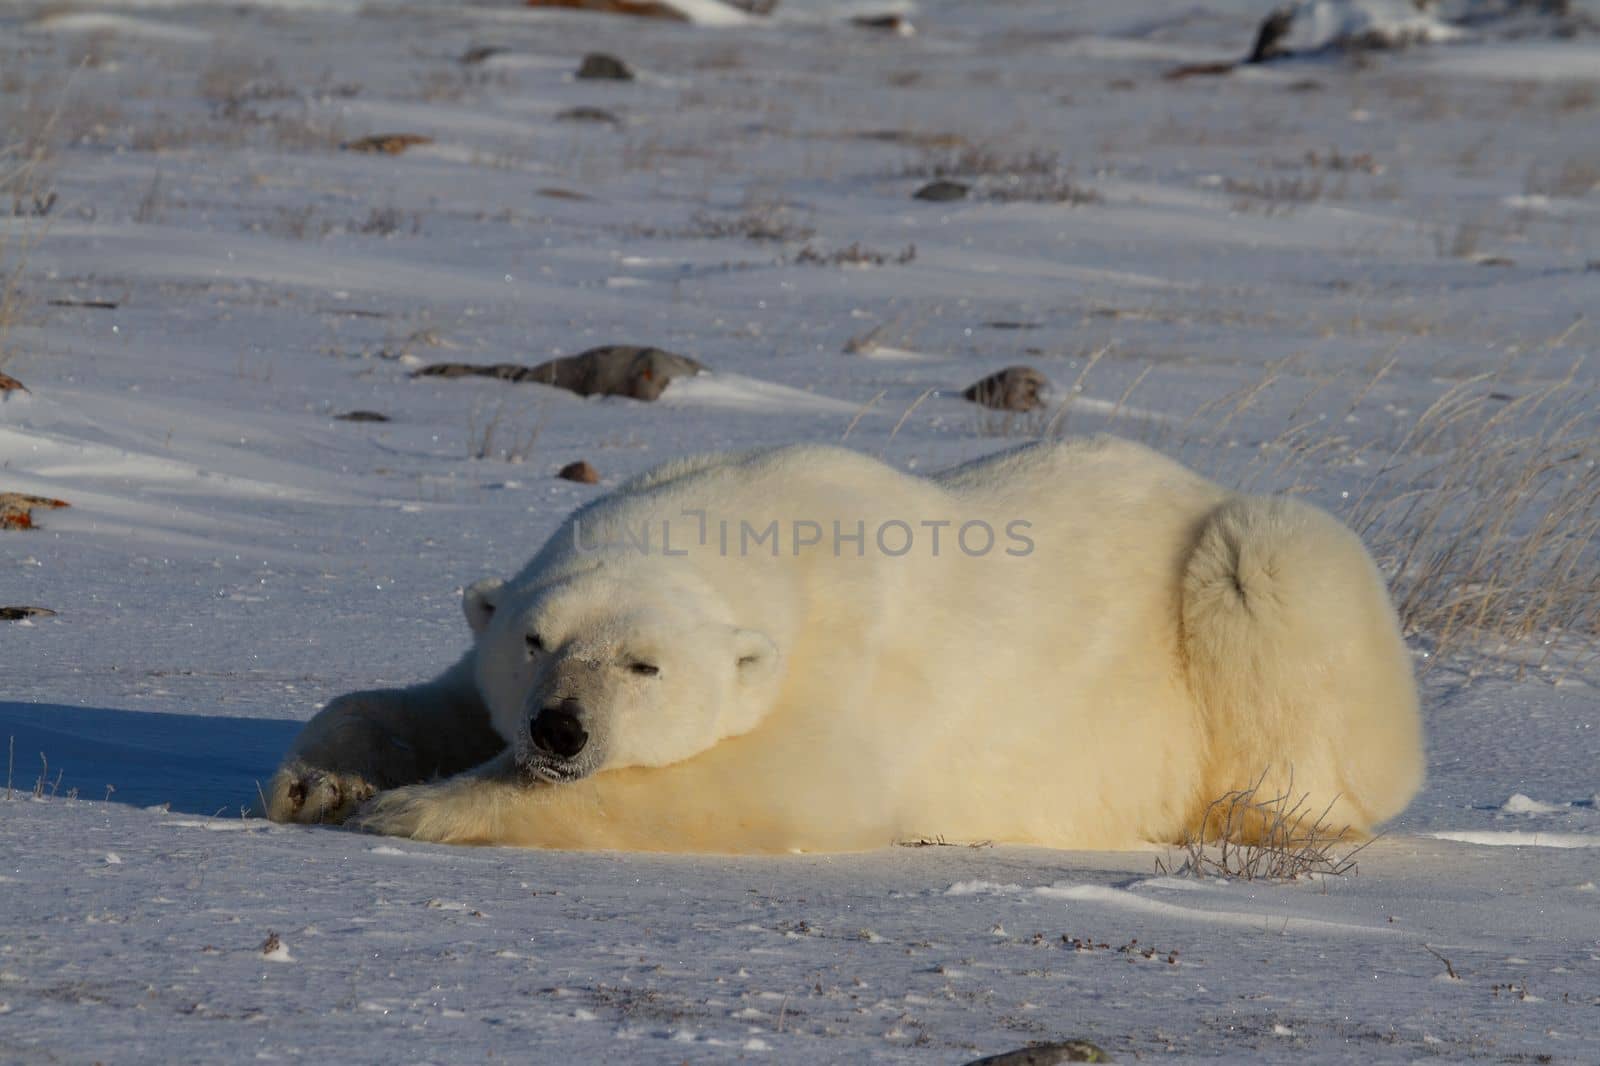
<box><xmin>899</xmin><ymin>145</ymin><xmax>1101</xmax><ymax>205</ymax></box>
<box><xmin>1212</xmin><ymin>349</ymin><xmax>1600</xmax><ymax>670</ymax></box>
<box><xmin>1435</xmin><ymin>217</ymin><xmax>1489</xmax><ymax>260</ymax></box>
<box><xmin>467</xmin><ymin>395</ymin><xmax>544</xmax><ymax>463</ymax></box>
<box><xmin>0</xmin><ymin>235</ymin><xmax>23</xmax><ymax>372</ymax></box>
<box><xmin>985</xmin><ymin>327</ymin><xmax>1598</xmax><ymax>672</ymax></box>
<box><xmin>1225</xmin><ymin>175</ymin><xmax>1325</xmax><ymax>215</ymax></box>
<box><xmin>1524</xmin><ymin>155</ymin><xmax>1600</xmax><ymax>199</ymax></box>
<box><xmin>0</xmin><ymin>134</ymin><xmax>53</xmax><ymax>370</ymax></box>
<box><xmin>687</xmin><ymin>204</ymin><xmax>814</xmax><ymax>242</ymax></box>
<box><xmin>985</xmin><ymin>175</ymin><xmax>1102</xmax><ymax>206</ymax></box>
<box><xmin>903</xmin><ymin>144</ymin><xmax>1060</xmax><ymax>180</ymax></box>
<box><xmin>1186</xmin><ymin>346</ymin><xmax>1600</xmax><ymax>669</ymax></box>
<box><xmin>1349</xmin><ymin>357</ymin><xmax>1599</xmax><ymax>668</ymax></box>
<box><xmin>111</xmin><ymin>53</ymin><xmax>351</xmax><ymax>155</ymax></box>
<box><xmin>1156</xmin><ymin>770</ymin><xmax>1373</xmax><ymax>882</ymax></box>
<box><xmin>793</xmin><ymin>242</ymin><xmax>916</xmax><ymax>267</ymax></box>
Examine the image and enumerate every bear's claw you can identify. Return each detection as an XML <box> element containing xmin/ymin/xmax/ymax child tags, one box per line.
<box><xmin>347</xmin><ymin>786</ymin><xmax>432</xmax><ymax>839</ymax></box>
<box><xmin>265</xmin><ymin>762</ymin><xmax>377</xmax><ymax>825</ymax></box>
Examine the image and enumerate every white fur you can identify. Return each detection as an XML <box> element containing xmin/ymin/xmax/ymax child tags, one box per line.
<box><xmin>266</xmin><ymin>437</ymin><xmax>1424</xmax><ymax>852</ymax></box>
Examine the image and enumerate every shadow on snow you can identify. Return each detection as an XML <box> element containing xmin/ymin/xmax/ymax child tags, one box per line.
<box><xmin>0</xmin><ymin>702</ymin><xmax>296</xmax><ymax>815</ymax></box>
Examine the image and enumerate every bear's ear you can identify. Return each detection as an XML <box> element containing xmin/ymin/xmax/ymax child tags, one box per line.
<box><xmin>731</xmin><ymin>627</ymin><xmax>779</xmax><ymax>685</ymax></box>
<box><xmin>462</xmin><ymin>577</ymin><xmax>506</xmax><ymax>636</ymax></box>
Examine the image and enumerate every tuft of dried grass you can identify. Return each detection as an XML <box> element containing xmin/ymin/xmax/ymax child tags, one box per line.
<box><xmin>0</xmin><ymin>222</ymin><xmax>22</xmax><ymax>371</ymax></box>
<box><xmin>687</xmin><ymin>205</ymin><xmax>813</xmax><ymax>242</ymax></box>
<box><xmin>1157</xmin><ymin>770</ymin><xmax>1373</xmax><ymax>882</ymax></box>
<box><xmin>1224</xmin><ymin>175</ymin><xmax>1324</xmax><ymax>215</ymax></box>
<box><xmin>1523</xmin><ymin>155</ymin><xmax>1600</xmax><ymax>199</ymax></box>
<box><xmin>793</xmin><ymin>241</ymin><xmax>916</xmax><ymax>267</ymax></box>
<box><xmin>467</xmin><ymin>395</ymin><xmax>544</xmax><ymax>463</ymax></box>
<box><xmin>1348</xmin><ymin>350</ymin><xmax>1600</xmax><ymax>669</ymax></box>
<box><xmin>903</xmin><ymin>145</ymin><xmax>1059</xmax><ymax>180</ymax></box>
<box><xmin>986</xmin><ymin>175</ymin><xmax>1101</xmax><ymax>205</ymax></box>
<box><xmin>985</xmin><ymin>332</ymin><xmax>1598</xmax><ymax>673</ymax></box>
<box><xmin>1195</xmin><ymin>345</ymin><xmax>1600</xmax><ymax>670</ymax></box>
<box><xmin>1</xmin><ymin>120</ymin><xmax>59</xmax><ymax>369</ymax></box>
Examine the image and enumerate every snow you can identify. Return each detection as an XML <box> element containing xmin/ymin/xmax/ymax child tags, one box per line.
<box><xmin>1280</xmin><ymin>0</ymin><xmax>1469</xmax><ymax>52</ymax></box>
<box><xmin>1501</xmin><ymin>792</ymin><xmax>1568</xmax><ymax>815</ymax></box>
<box><xmin>2</xmin><ymin>0</ymin><xmax>1599</xmax><ymax>1061</ymax></box>
<box><xmin>26</xmin><ymin>11</ymin><xmax>216</xmax><ymax>43</ymax></box>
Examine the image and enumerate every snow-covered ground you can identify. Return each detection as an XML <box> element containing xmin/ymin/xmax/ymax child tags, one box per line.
<box><xmin>2</xmin><ymin>0</ymin><xmax>1598</xmax><ymax>1060</ymax></box>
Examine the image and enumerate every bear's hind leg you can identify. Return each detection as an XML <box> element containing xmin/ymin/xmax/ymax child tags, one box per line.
<box><xmin>1179</xmin><ymin>496</ymin><xmax>1424</xmax><ymax>842</ymax></box>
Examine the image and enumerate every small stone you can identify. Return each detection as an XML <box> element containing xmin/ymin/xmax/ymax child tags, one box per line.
<box><xmin>576</xmin><ymin>53</ymin><xmax>634</xmax><ymax>81</ymax></box>
<box><xmin>965</xmin><ymin>1040</ymin><xmax>1113</xmax><ymax>1064</ymax></box>
<box><xmin>342</xmin><ymin>134</ymin><xmax>433</xmax><ymax>155</ymax></box>
<box><xmin>1163</xmin><ymin>61</ymin><xmax>1237</xmax><ymax>80</ymax></box>
<box><xmin>556</xmin><ymin>106</ymin><xmax>622</xmax><ymax>125</ymax></box>
<box><xmin>852</xmin><ymin>13</ymin><xmax>914</xmax><ymax>35</ymax></box>
<box><xmin>558</xmin><ymin>460</ymin><xmax>600</xmax><ymax>484</ymax></box>
<box><xmin>962</xmin><ymin>366</ymin><xmax>1048</xmax><ymax>412</ymax></box>
<box><xmin>527</xmin><ymin>0</ymin><xmax>688</xmax><ymax>19</ymax></box>
<box><xmin>914</xmin><ymin>180</ymin><xmax>969</xmax><ymax>202</ymax></box>
<box><xmin>0</xmin><ymin>606</ymin><xmax>56</xmax><ymax>621</ymax></box>
<box><xmin>334</xmin><ymin>410</ymin><xmax>391</xmax><ymax>422</ymax></box>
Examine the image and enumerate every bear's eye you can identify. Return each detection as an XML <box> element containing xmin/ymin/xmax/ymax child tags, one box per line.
<box><xmin>628</xmin><ymin>661</ymin><xmax>660</xmax><ymax>678</ymax></box>
<box><xmin>526</xmin><ymin>633</ymin><xmax>545</xmax><ymax>653</ymax></box>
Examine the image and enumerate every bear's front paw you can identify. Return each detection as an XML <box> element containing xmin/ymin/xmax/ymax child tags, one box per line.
<box><xmin>264</xmin><ymin>762</ymin><xmax>378</xmax><ymax>825</ymax></box>
<box><xmin>348</xmin><ymin>779</ymin><xmax>503</xmax><ymax>845</ymax></box>
<box><xmin>347</xmin><ymin>784</ymin><xmax>442</xmax><ymax>841</ymax></box>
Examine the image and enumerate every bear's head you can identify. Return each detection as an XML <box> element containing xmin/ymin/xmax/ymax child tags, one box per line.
<box><xmin>462</xmin><ymin>566</ymin><xmax>782</xmax><ymax>783</ymax></box>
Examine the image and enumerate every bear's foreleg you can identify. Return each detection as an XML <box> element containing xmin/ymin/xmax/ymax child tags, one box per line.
<box><xmin>348</xmin><ymin>751</ymin><xmax>828</xmax><ymax>852</ymax></box>
<box><xmin>264</xmin><ymin>657</ymin><xmax>505</xmax><ymax>825</ymax></box>
<box><xmin>345</xmin><ymin>751</ymin><xmax>528</xmax><ymax>844</ymax></box>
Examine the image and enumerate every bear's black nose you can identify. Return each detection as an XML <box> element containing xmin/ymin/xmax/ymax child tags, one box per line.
<box><xmin>530</xmin><ymin>705</ymin><xmax>588</xmax><ymax>760</ymax></box>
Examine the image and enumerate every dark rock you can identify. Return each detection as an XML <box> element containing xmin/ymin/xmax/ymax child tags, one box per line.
<box><xmin>558</xmin><ymin>460</ymin><xmax>600</xmax><ymax>484</ymax></box>
<box><xmin>965</xmin><ymin>1041</ymin><xmax>1113</xmax><ymax>1064</ymax></box>
<box><xmin>1246</xmin><ymin>7</ymin><xmax>1296</xmax><ymax>63</ymax></box>
<box><xmin>415</xmin><ymin>345</ymin><xmax>705</xmax><ymax>402</ymax></box>
<box><xmin>1163</xmin><ymin>60</ymin><xmax>1237</xmax><ymax>80</ymax></box>
<box><xmin>1</xmin><ymin>606</ymin><xmax>56</xmax><ymax>621</ymax></box>
<box><xmin>914</xmin><ymin>179</ymin><xmax>969</xmax><ymax>202</ymax></box>
<box><xmin>556</xmin><ymin>106</ymin><xmax>622</xmax><ymax>125</ymax></box>
<box><xmin>460</xmin><ymin>45</ymin><xmax>506</xmax><ymax>65</ymax></box>
<box><xmin>852</xmin><ymin>13</ymin><xmax>913</xmax><ymax>34</ymax></box>
<box><xmin>46</xmin><ymin>298</ymin><xmax>118</xmax><ymax>309</ymax></box>
<box><xmin>576</xmin><ymin>53</ymin><xmax>635</xmax><ymax>81</ymax></box>
<box><xmin>334</xmin><ymin>410</ymin><xmax>390</xmax><ymax>422</ymax></box>
<box><xmin>342</xmin><ymin>134</ymin><xmax>433</xmax><ymax>155</ymax></box>
<box><xmin>962</xmin><ymin>366</ymin><xmax>1048</xmax><ymax>412</ymax></box>
<box><xmin>527</xmin><ymin>0</ymin><xmax>688</xmax><ymax>19</ymax></box>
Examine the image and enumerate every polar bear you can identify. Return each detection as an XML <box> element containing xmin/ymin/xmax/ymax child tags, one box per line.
<box><xmin>264</xmin><ymin>437</ymin><xmax>1423</xmax><ymax>852</ymax></box>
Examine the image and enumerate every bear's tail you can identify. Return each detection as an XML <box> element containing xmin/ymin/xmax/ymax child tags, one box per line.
<box><xmin>1179</xmin><ymin>495</ymin><xmax>1423</xmax><ymax>841</ymax></box>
